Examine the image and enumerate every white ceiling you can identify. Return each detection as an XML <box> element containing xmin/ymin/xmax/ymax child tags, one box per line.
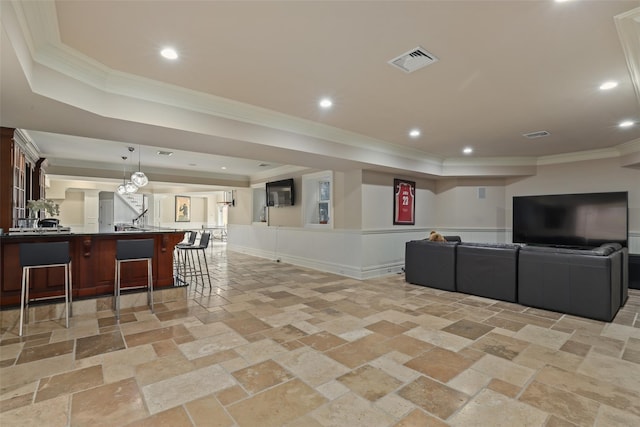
<box><xmin>1</xmin><ymin>0</ymin><xmax>639</xmax><ymax>187</ymax></box>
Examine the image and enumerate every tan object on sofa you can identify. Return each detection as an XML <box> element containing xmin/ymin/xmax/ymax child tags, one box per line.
<box><xmin>428</xmin><ymin>230</ymin><xmax>447</xmax><ymax>242</ymax></box>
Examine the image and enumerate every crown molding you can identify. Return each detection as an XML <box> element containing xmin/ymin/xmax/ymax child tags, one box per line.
<box><xmin>537</xmin><ymin>147</ymin><xmax>621</xmax><ymax>166</ymax></box>
<box><xmin>13</xmin><ymin>129</ymin><xmax>40</xmax><ymax>163</ymax></box>
<box><xmin>616</xmin><ymin>138</ymin><xmax>640</xmax><ymax>155</ymax></box>
<box><xmin>615</xmin><ymin>7</ymin><xmax>640</xmax><ymax>106</ymax></box>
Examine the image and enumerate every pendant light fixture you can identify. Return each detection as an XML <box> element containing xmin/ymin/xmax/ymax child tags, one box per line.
<box><xmin>116</xmin><ymin>156</ymin><xmax>128</xmax><ymax>195</ymax></box>
<box><xmin>124</xmin><ymin>147</ymin><xmax>139</xmax><ymax>193</ymax></box>
<box><xmin>131</xmin><ymin>145</ymin><xmax>149</xmax><ymax>187</ymax></box>
<box><xmin>116</xmin><ymin>151</ymin><xmax>139</xmax><ymax>194</ymax></box>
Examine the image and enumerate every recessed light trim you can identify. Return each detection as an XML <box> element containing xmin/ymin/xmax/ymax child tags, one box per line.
<box><xmin>463</xmin><ymin>147</ymin><xmax>473</xmax><ymax>155</ymax></box>
<box><xmin>319</xmin><ymin>98</ymin><xmax>333</xmax><ymax>109</ymax></box>
<box><xmin>619</xmin><ymin>120</ymin><xmax>635</xmax><ymax>128</ymax></box>
<box><xmin>409</xmin><ymin>129</ymin><xmax>421</xmax><ymax>138</ymax></box>
<box><xmin>160</xmin><ymin>47</ymin><xmax>178</xmax><ymax>60</ymax></box>
<box><xmin>599</xmin><ymin>81</ymin><xmax>618</xmax><ymax>90</ymax></box>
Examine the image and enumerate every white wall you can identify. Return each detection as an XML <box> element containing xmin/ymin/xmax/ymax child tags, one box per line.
<box><xmin>229</xmin><ymin>157</ymin><xmax>639</xmax><ymax>279</ymax></box>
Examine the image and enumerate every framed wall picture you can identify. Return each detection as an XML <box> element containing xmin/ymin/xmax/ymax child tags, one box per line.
<box><xmin>175</xmin><ymin>196</ymin><xmax>191</xmax><ymax>222</ymax></box>
<box><xmin>319</xmin><ymin>181</ymin><xmax>330</xmax><ymax>201</ymax></box>
<box><xmin>393</xmin><ymin>179</ymin><xmax>415</xmax><ymax>225</ymax></box>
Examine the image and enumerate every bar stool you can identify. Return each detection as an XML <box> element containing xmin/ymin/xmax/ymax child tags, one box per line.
<box><xmin>174</xmin><ymin>231</ymin><xmax>197</xmax><ymax>285</ymax></box>
<box><xmin>179</xmin><ymin>232</ymin><xmax>212</xmax><ymax>291</ymax></box>
<box><xmin>19</xmin><ymin>241</ymin><xmax>72</xmax><ymax>336</ymax></box>
<box><xmin>114</xmin><ymin>239</ymin><xmax>154</xmax><ymax>319</ymax></box>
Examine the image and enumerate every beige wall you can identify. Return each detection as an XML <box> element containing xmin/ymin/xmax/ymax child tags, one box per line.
<box><xmin>228</xmin><ymin>188</ymin><xmax>253</xmax><ymax>225</ymax></box>
<box><xmin>434</xmin><ymin>178</ymin><xmax>507</xmax><ymax>229</ymax></box>
<box><xmin>505</xmin><ymin>157</ymin><xmax>640</xmax><ymax>231</ymax></box>
<box><xmin>357</xmin><ymin>157</ymin><xmax>638</xmax><ymax>234</ymax></box>
<box><xmin>160</xmin><ymin>195</ymin><xmax>208</xmax><ymax>225</ymax></box>
<box><xmin>362</xmin><ymin>171</ymin><xmax>438</xmax><ymax>229</ymax></box>
<box><xmin>58</xmin><ymin>190</ymin><xmax>84</xmax><ymax>226</ymax></box>
<box><xmin>334</xmin><ymin>170</ymin><xmax>363</xmax><ymax>229</ymax></box>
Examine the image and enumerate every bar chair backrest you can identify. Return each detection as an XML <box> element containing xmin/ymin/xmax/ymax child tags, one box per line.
<box><xmin>20</xmin><ymin>241</ymin><xmax>71</xmax><ymax>266</ymax></box>
<box><xmin>116</xmin><ymin>239</ymin><xmax>154</xmax><ymax>261</ymax></box>
<box><xmin>197</xmin><ymin>232</ymin><xmax>210</xmax><ymax>249</ymax></box>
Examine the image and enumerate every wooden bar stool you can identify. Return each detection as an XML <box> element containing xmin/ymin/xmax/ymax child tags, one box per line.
<box><xmin>114</xmin><ymin>239</ymin><xmax>154</xmax><ymax>319</ymax></box>
<box><xmin>19</xmin><ymin>241</ymin><xmax>72</xmax><ymax>336</ymax></box>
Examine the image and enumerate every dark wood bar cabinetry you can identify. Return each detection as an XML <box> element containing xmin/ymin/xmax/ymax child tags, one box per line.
<box><xmin>0</xmin><ymin>231</ymin><xmax>184</xmax><ymax>307</ymax></box>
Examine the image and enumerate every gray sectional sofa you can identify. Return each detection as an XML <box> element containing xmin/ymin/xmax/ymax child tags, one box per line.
<box><xmin>405</xmin><ymin>239</ymin><xmax>628</xmax><ymax>321</ymax></box>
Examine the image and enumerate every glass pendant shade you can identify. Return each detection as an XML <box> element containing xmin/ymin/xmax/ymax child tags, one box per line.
<box><xmin>131</xmin><ymin>171</ymin><xmax>149</xmax><ymax>187</ymax></box>
<box><xmin>124</xmin><ymin>181</ymin><xmax>139</xmax><ymax>193</ymax></box>
<box><xmin>116</xmin><ymin>183</ymin><xmax>127</xmax><ymax>195</ymax></box>
<box><xmin>130</xmin><ymin>145</ymin><xmax>149</xmax><ymax>187</ymax></box>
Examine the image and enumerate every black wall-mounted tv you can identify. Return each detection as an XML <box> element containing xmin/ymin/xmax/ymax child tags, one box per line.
<box><xmin>266</xmin><ymin>178</ymin><xmax>295</xmax><ymax>207</ymax></box>
<box><xmin>513</xmin><ymin>191</ymin><xmax>628</xmax><ymax>248</ymax></box>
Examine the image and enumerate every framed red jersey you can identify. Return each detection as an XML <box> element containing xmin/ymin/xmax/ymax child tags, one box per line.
<box><xmin>393</xmin><ymin>179</ymin><xmax>415</xmax><ymax>225</ymax></box>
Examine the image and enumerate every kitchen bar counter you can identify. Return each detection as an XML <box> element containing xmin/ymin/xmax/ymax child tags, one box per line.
<box><xmin>0</xmin><ymin>230</ymin><xmax>185</xmax><ymax>308</ymax></box>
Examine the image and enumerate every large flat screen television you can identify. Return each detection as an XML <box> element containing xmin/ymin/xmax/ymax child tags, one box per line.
<box><xmin>266</xmin><ymin>178</ymin><xmax>295</xmax><ymax>207</ymax></box>
<box><xmin>513</xmin><ymin>191</ymin><xmax>628</xmax><ymax>248</ymax></box>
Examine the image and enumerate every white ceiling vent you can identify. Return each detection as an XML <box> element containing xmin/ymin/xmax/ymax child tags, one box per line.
<box><xmin>522</xmin><ymin>130</ymin><xmax>551</xmax><ymax>139</ymax></box>
<box><xmin>388</xmin><ymin>46</ymin><xmax>438</xmax><ymax>73</ymax></box>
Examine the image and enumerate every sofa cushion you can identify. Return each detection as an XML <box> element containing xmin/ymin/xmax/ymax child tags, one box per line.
<box><xmin>456</xmin><ymin>243</ymin><xmax>519</xmax><ymax>302</ymax></box>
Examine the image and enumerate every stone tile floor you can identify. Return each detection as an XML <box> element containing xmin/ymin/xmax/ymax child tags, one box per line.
<box><xmin>1</xmin><ymin>244</ymin><xmax>639</xmax><ymax>426</ymax></box>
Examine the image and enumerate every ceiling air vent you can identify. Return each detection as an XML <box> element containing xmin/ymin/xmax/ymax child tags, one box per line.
<box><xmin>522</xmin><ymin>130</ymin><xmax>551</xmax><ymax>139</ymax></box>
<box><xmin>388</xmin><ymin>46</ymin><xmax>438</xmax><ymax>73</ymax></box>
<box><xmin>157</xmin><ymin>150</ymin><xmax>173</xmax><ymax>156</ymax></box>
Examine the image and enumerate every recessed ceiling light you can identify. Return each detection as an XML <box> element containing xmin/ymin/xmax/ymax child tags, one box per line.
<box><xmin>319</xmin><ymin>98</ymin><xmax>333</xmax><ymax>109</ymax></box>
<box><xmin>221</xmin><ymin>166</ymin><xmax>227</xmax><ymax>170</ymax></box>
<box><xmin>599</xmin><ymin>81</ymin><xmax>618</xmax><ymax>90</ymax></box>
<box><xmin>157</xmin><ymin>150</ymin><xmax>173</xmax><ymax>156</ymax></box>
<box><xmin>463</xmin><ymin>147</ymin><xmax>473</xmax><ymax>155</ymax></box>
<box><xmin>160</xmin><ymin>47</ymin><xmax>178</xmax><ymax>60</ymax></box>
<box><xmin>619</xmin><ymin>120</ymin><xmax>635</xmax><ymax>128</ymax></box>
<box><xmin>409</xmin><ymin>129</ymin><xmax>421</xmax><ymax>138</ymax></box>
